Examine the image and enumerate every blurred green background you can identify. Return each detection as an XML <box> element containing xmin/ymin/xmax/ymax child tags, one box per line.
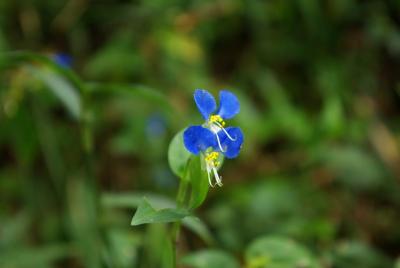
<box><xmin>1</xmin><ymin>0</ymin><xmax>400</xmax><ymax>267</ymax></box>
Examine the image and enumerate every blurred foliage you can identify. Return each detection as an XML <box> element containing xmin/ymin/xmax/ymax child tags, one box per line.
<box><xmin>1</xmin><ymin>0</ymin><xmax>400</xmax><ymax>267</ymax></box>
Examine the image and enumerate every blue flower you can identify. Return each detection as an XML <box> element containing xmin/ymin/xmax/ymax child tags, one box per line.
<box><xmin>52</xmin><ymin>53</ymin><xmax>73</xmax><ymax>68</ymax></box>
<box><xmin>146</xmin><ymin>113</ymin><xmax>167</xmax><ymax>138</ymax></box>
<box><xmin>183</xmin><ymin>89</ymin><xmax>243</xmax><ymax>187</ymax></box>
<box><xmin>193</xmin><ymin>89</ymin><xmax>240</xmax><ymax>121</ymax></box>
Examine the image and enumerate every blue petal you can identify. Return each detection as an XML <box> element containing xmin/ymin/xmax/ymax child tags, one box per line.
<box><xmin>53</xmin><ymin>53</ymin><xmax>73</xmax><ymax>68</ymax></box>
<box><xmin>183</xmin><ymin>125</ymin><xmax>216</xmax><ymax>155</ymax></box>
<box><xmin>216</xmin><ymin>90</ymin><xmax>240</xmax><ymax>119</ymax></box>
<box><xmin>217</xmin><ymin>127</ymin><xmax>243</xmax><ymax>158</ymax></box>
<box><xmin>194</xmin><ymin>89</ymin><xmax>217</xmax><ymax>120</ymax></box>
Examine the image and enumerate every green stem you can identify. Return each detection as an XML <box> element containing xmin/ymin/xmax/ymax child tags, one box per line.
<box><xmin>79</xmin><ymin>85</ymin><xmax>95</xmax><ymax>180</ymax></box>
<box><xmin>171</xmin><ymin>166</ymin><xmax>190</xmax><ymax>267</ymax></box>
<box><xmin>31</xmin><ymin>95</ymin><xmax>65</xmax><ymax>199</ymax></box>
<box><xmin>172</xmin><ymin>179</ymin><xmax>188</xmax><ymax>235</ymax></box>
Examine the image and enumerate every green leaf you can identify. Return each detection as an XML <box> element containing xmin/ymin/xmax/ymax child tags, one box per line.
<box><xmin>245</xmin><ymin>236</ymin><xmax>320</xmax><ymax>268</ymax></box>
<box><xmin>107</xmin><ymin>229</ymin><xmax>141</xmax><ymax>267</ymax></box>
<box><xmin>395</xmin><ymin>258</ymin><xmax>400</xmax><ymax>268</ymax></box>
<box><xmin>0</xmin><ymin>51</ymin><xmax>86</xmax><ymax>93</ymax></box>
<box><xmin>29</xmin><ymin>66</ymin><xmax>81</xmax><ymax>119</ymax></box>
<box><xmin>0</xmin><ymin>52</ymin><xmax>84</xmax><ymax>119</ymax></box>
<box><xmin>86</xmin><ymin>83</ymin><xmax>173</xmax><ymax>116</ymax></box>
<box><xmin>0</xmin><ymin>244</ymin><xmax>73</xmax><ymax>267</ymax></box>
<box><xmin>168</xmin><ymin>130</ymin><xmax>191</xmax><ymax>178</ymax></box>
<box><xmin>181</xmin><ymin>249</ymin><xmax>240</xmax><ymax>268</ymax></box>
<box><xmin>102</xmin><ymin>193</ymin><xmax>214</xmax><ymax>244</ymax></box>
<box><xmin>182</xmin><ymin>216</ymin><xmax>215</xmax><ymax>245</ymax></box>
<box><xmin>145</xmin><ymin>224</ymin><xmax>174</xmax><ymax>268</ymax></box>
<box><xmin>102</xmin><ymin>192</ymin><xmax>175</xmax><ymax>209</ymax></box>
<box><xmin>67</xmin><ymin>178</ymin><xmax>102</xmax><ymax>268</ymax></box>
<box><xmin>188</xmin><ymin>155</ymin><xmax>209</xmax><ymax>209</ymax></box>
<box><xmin>131</xmin><ymin>198</ymin><xmax>190</xmax><ymax>226</ymax></box>
<box><xmin>315</xmin><ymin>145</ymin><xmax>386</xmax><ymax>191</ymax></box>
<box><xmin>331</xmin><ymin>241</ymin><xmax>392</xmax><ymax>268</ymax></box>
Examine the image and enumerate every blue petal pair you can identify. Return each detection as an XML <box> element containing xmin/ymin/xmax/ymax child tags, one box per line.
<box><xmin>193</xmin><ymin>89</ymin><xmax>240</xmax><ymax>120</ymax></box>
<box><xmin>183</xmin><ymin>89</ymin><xmax>243</xmax><ymax>187</ymax></box>
<box><xmin>183</xmin><ymin>125</ymin><xmax>243</xmax><ymax>158</ymax></box>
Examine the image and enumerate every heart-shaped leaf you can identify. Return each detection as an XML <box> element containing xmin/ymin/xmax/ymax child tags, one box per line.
<box><xmin>168</xmin><ymin>130</ymin><xmax>191</xmax><ymax>179</ymax></box>
<box><xmin>188</xmin><ymin>155</ymin><xmax>209</xmax><ymax>209</ymax></box>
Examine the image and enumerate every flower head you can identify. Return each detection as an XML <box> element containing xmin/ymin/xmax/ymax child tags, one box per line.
<box><xmin>52</xmin><ymin>53</ymin><xmax>73</xmax><ymax>68</ymax></box>
<box><xmin>183</xmin><ymin>89</ymin><xmax>243</xmax><ymax>187</ymax></box>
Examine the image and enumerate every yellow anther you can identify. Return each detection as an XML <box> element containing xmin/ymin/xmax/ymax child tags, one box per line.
<box><xmin>209</xmin><ymin>115</ymin><xmax>225</xmax><ymax>126</ymax></box>
<box><xmin>205</xmin><ymin>152</ymin><xmax>220</xmax><ymax>168</ymax></box>
<box><xmin>205</xmin><ymin>151</ymin><xmax>219</xmax><ymax>162</ymax></box>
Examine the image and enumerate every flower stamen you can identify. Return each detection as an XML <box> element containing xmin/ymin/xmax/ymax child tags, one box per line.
<box><xmin>206</xmin><ymin>166</ymin><xmax>215</xmax><ymax>187</ymax></box>
<box><xmin>212</xmin><ymin>167</ymin><xmax>223</xmax><ymax>186</ymax></box>
<box><xmin>209</xmin><ymin>115</ymin><xmax>225</xmax><ymax>126</ymax></box>
<box><xmin>204</xmin><ymin>151</ymin><xmax>223</xmax><ymax>187</ymax></box>
<box><xmin>215</xmin><ymin>133</ymin><xmax>226</xmax><ymax>152</ymax></box>
<box><xmin>213</xmin><ymin>121</ymin><xmax>237</xmax><ymax>141</ymax></box>
<box><xmin>208</xmin><ymin>115</ymin><xmax>236</xmax><ymax>142</ymax></box>
<box><xmin>205</xmin><ymin>151</ymin><xmax>219</xmax><ymax>165</ymax></box>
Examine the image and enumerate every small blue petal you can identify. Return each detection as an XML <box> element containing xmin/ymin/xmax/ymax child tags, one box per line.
<box><xmin>53</xmin><ymin>53</ymin><xmax>73</xmax><ymax>68</ymax></box>
<box><xmin>194</xmin><ymin>89</ymin><xmax>217</xmax><ymax>120</ymax></box>
<box><xmin>218</xmin><ymin>127</ymin><xmax>243</xmax><ymax>158</ymax></box>
<box><xmin>183</xmin><ymin>125</ymin><xmax>216</xmax><ymax>155</ymax></box>
<box><xmin>146</xmin><ymin>113</ymin><xmax>166</xmax><ymax>138</ymax></box>
<box><xmin>216</xmin><ymin>90</ymin><xmax>240</xmax><ymax>119</ymax></box>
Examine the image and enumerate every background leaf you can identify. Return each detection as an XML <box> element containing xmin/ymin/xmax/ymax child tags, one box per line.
<box><xmin>181</xmin><ymin>249</ymin><xmax>240</xmax><ymax>268</ymax></box>
<box><xmin>182</xmin><ymin>216</ymin><xmax>215</xmax><ymax>245</ymax></box>
<box><xmin>28</xmin><ymin>66</ymin><xmax>81</xmax><ymax>119</ymax></box>
<box><xmin>0</xmin><ymin>244</ymin><xmax>73</xmax><ymax>267</ymax></box>
<box><xmin>330</xmin><ymin>241</ymin><xmax>393</xmax><ymax>268</ymax></box>
<box><xmin>245</xmin><ymin>236</ymin><xmax>320</xmax><ymax>268</ymax></box>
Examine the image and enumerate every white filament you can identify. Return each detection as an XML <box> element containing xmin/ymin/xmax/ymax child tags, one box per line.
<box><xmin>213</xmin><ymin>122</ymin><xmax>236</xmax><ymax>141</ymax></box>
<box><xmin>212</xmin><ymin>167</ymin><xmax>223</xmax><ymax>186</ymax></box>
<box><xmin>209</xmin><ymin>123</ymin><xmax>221</xmax><ymax>134</ymax></box>
<box><xmin>205</xmin><ymin>159</ymin><xmax>223</xmax><ymax>187</ymax></box>
<box><xmin>215</xmin><ymin>133</ymin><xmax>226</xmax><ymax>152</ymax></box>
<box><xmin>206</xmin><ymin>165</ymin><xmax>215</xmax><ymax>187</ymax></box>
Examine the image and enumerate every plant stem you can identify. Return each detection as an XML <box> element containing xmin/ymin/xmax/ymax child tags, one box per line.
<box><xmin>171</xmin><ymin>177</ymin><xmax>189</xmax><ymax>267</ymax></box>
<box><xmin>80</xmin><ymin>84</ymin><xmax>95</xmax><ymax>179</ymax></box>
<box><xmin>173</xmin><ymin>179</ymin><xmax>188</xmax><ymax>233</ymax></box>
